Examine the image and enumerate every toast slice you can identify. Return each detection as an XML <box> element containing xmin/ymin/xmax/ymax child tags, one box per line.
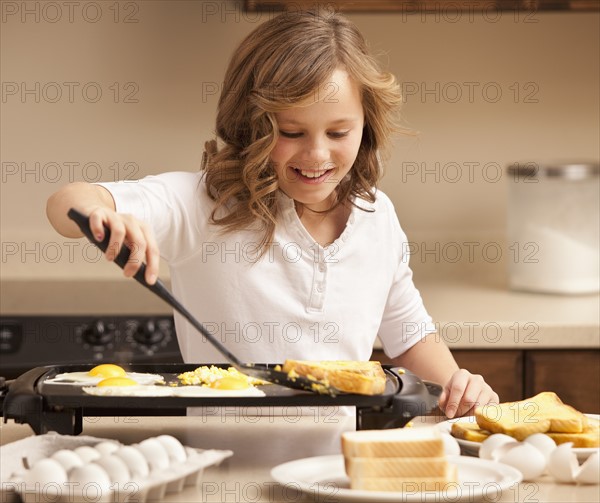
<box><xmin>349</xmin><ymin>465</ymin><xmax>458</xmax><ymax>492</ymax></box>
<box><xmin>451</xmin><ymin>417</ymin><xmax>599</xmax><ymax>447</ymax></box>
<box><xmin>342</xmin><ymin>427</ymin><xmax>458</xmax><ymax>494</ymax></box>
<box><xmin>342</xmin><ymin>427</ymin><xmax>457</xmax><ymax>492</ymax></box>
<box><xmin>281</xmin><ymin>360</ymin><xmax>386</xmax><ymax>395</ymax></box>
<box><xmin>547</xmin><ymin>417</ymin><xmax>600</xmax><ymax>448</ymax></box>
<box><xmin>341</xmin><ymin>426</ymin><xmax>446</xmax><ymax>458</ymax></box>
<box><xmin>345</xmin><ymin>457</ymin><xmax>450</xmax><ymax>478</ymax></box>
<box><xmin>475</xmin><ymin>392</ymin><xmax>588</xmax><ymax>441</ymax></box>
<box><xmin>450</xmin><ymin>420</ymin><xmax>492</xmax><ymax>443</ymax></box>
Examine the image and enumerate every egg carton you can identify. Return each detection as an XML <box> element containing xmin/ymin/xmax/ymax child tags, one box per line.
<box><xmin>0</xmin><ymin>432</ymin><xmax>233</xmax><ymax>503</ymax></box>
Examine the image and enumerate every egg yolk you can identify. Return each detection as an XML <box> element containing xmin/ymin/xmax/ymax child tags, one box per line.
<box><xmin>97</xmin><ymin>377</ymin><xmax>138</xmax><ymax>387</ymax></box>
<box><xmin>88</xmin><ymin>364</ymin><xmax>127</xmax><ymax>378</ymax></box>
<box><xmin>210</xmin><ymin>377</ymin><xmax>250</xmax><ymax>390</ymax></box>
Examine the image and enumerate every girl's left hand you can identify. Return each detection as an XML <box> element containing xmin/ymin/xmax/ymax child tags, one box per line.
<box><xmin>438</xmin><ymin>369</ymin><xmax>499</xmax><ymax>418</ymax></box>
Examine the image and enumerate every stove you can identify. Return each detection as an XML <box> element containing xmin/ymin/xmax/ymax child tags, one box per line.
<box><xmin>0</xmin><ymin>315</ymin><xmax>183</xmax><ymax>380</ymax></box>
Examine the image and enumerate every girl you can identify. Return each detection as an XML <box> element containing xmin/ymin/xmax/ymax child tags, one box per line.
<box><xmin>47</xmin><ymin>9</ymin><xmax>498</xmax><ymax>418</ymax></box>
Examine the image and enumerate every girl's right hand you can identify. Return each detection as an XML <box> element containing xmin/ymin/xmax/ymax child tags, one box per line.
<box><xmin>87</xmin><ymin>206</ymin><xmax>160</xmax><ymax>285</ymax></box>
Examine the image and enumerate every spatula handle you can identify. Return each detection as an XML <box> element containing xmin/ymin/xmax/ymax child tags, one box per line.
<box><xmin>67</xmin><ymin>207</ymin><xmax>143</xmax><ymax>277</ymax></box>
<box><xmin>67</xmin><ymin>208</ymin><xmax>243</xmax><ymax>366</ymax></box>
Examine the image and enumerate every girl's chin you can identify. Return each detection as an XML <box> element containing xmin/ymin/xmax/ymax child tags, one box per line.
<box><xmin>277</xmin><ymin>168</ymin><xmax>345</xmax><ymax>210</ymax></box>
<box><xmin>288</xmin><ymin>191</ymin><xmax>338</xmax><ymax>212</ymax></box>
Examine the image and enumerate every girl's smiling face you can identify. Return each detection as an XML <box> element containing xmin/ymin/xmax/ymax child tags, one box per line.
<box><xmin>270</xmin><ymin>68</ymin><xmax>364</xmax><ymax>212</ymax></box>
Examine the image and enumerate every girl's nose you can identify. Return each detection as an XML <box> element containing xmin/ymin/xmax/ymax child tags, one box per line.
<box><xmin>303</xmin><ymin>137</ymin><xmax>329</xmax><ymax>167</ymax></box>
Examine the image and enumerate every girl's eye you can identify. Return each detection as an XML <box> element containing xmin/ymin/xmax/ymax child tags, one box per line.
<box><xmin>278</xmin><ymin>130</ymin><xmax>349</xmax><ymax>139</ymax></box>
<box><xmin>279</xmin><ymin>131</ymin><xmax>303</xmax><ymax>138</ymax></box>
<box><xmin>328</xmin><ymin>131</ymin><xmax>349</xmax><ymax>139</ymax></box>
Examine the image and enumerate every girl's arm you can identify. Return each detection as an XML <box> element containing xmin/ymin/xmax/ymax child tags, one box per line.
<box><xmin>47</xmin><ymin>182</ymin><xmax>116</xmax><ymax>237</ymax></box>
<box><xmin>46</xmin><ymin>182</ymin><xmax>159</xmax><ymax>284</ymax></box>
<box><xmin>391</xmin><ymin>334</ymin><xmax>499</xmax><ymax>418</ymax></box>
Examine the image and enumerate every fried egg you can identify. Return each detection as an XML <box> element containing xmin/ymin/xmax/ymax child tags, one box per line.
<box><xmin>88</xmin><ymin>364</ymin><xmax>127</xmax><ymax>378</ymax></box>
<box><xmin>97</xmin><ymin>377</ymin><xmax>138</xmax><ymax>387</ymax></box>
<box><xmin>46</xmin><ymin>364</ymin><xmax>165</xmax><ymax>386</ymax></box>
<box><xmin>210</xmin><ymin>376</ymin><xmax>251</xmax><ymax>390</ymax></box>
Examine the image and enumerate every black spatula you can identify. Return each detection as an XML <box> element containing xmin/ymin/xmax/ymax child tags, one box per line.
<box><xmin>67</xmin><ymin>208</ymin><xmax>340</xmax><ymax>395</ymax></box>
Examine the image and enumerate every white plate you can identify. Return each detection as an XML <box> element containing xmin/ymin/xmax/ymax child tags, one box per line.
<box><xmin>271</xmin><ymin>454</ymin><xmax>522</xmax><ymax>503</ymax></box>
<box><xmin>438</xmin><ymin>414</ymin><xmax>600</xmax><ymax>461</ymax></box>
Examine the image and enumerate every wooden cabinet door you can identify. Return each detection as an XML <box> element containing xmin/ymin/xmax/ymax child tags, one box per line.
<box><xmin>452</xmin><ymin>350</ymin><xmax>523</xmax><ymax>403</ymax></box>
<box><xmin>525</xmin><ymin>350</ymin><xmax>600</xmax><ymax>413</ymax></box>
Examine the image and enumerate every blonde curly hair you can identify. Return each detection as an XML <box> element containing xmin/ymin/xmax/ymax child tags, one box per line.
<box><xmin>202</xmin><ymin>8</ymin><xmax>403</xmax><ymax>256</ymax></box>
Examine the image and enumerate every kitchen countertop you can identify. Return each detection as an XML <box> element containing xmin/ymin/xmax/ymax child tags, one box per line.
<box><xmin>400</xmin><ymin>273</ymin><xmax>599</xmax><ymax>349</ymax></box>
<box><xmin>2</xmin><ymin>274</ymin><xmax>598</xmax><ymax>350</ymax></box>
<box><xmin>1</xmin><ymin>414</ymin><xmax>598</xmax><ymax>503</ymax></box>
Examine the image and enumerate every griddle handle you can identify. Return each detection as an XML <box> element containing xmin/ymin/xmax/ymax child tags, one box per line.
<box><xmin>390</xmin><ymin>367</ymin><xmax>441</xmax><ymax>419</ymax></box>
<box><xmin>2</xmin><ymin>367</ymin><xmax>46</xmax><ymax>431</ymax></box>
<box><xmin>67</xmin><ymin>208</ymin><xmax>244</xmax><ymax>367</ymax></box>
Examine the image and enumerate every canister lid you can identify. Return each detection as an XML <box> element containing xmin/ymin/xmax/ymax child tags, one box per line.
<box><xmin>507</xmin><ymin>162</ymin><xmax>599</xmax><ymax>180</ymax></box>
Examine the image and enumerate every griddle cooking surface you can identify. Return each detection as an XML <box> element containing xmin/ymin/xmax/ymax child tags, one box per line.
<box><xmin>36</xmin><ymin>363</ymin><xmax>401</xmax><ymax>409</ymax></box>
<box><xmin>3</xmin><ymin>364</ymin><xmax>440</xmax><ymax>435</ymax></box>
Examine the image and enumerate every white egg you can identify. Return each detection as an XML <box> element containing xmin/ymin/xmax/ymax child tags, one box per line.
<box><xmin>94</xmin><ymin>454</ymin><xmax>132</xmax><ymax>486</ymax></box>
<box><xmin>524</xmin><ymin>433</ymin><xmax>556</xmax><ymax>462</ymax></box>
<box><xmin>490</xmin><ymin>440</ymin><xmax>520</xmax><ymax>461</ymax></box>
<box><xmin>156</xmin><ymin>435</ymin><xmax>187</xmax><ymax>463</ymax></box>
<box><xmin>73</xmin><ymin>445</ymin><xmax>101</xmax><ymax>463</ymax></box>
<box><xmin>575</xmin><ymin>451</ymin><xmax>600</xmax><ymax>485</ymax></box>
<box><xmin>497</xmin><ymin>443</ymin><xmax>547</xmax><ymax>481</ymax></box>
<box><xmin>480</xmin><ymin>433</ymin><xmax>519</xmax><ymax>460</ymax></box>
<box><xmin>115</xmin><ymin>446</ymin><xmax>150</xmax><ymax>479</ymax></box>
<box><xmin>547</xmin><ymin>442</ymin><xmax>579</xmax><ymax>483</ymax></box>
<box><xmin>22</xmin><ymin>458</ymin><xmax>68</xmax><ymax>488</ymax></box>
<box><xmin>135</xmin><ymin>438</ymin><xmax>170</xmax><ymax>470</ymax></box>
<box><xmin>51</xmin><ymin>449</ymin><xmax>84</xmax><ymax>472</ymax></box>
<box><xmin>94</xmin><ymin>441</ymin><xmax>120</xmax><ymax>456</ymax></box>
<box><xmin>441</xmin><ymin>433</ymin><xmax>461</xmax><ymax>456</ymax></box>
<box><xmin>69</xmin><ymin>463</ymin><xmax>112</xmax><ymax>493</ymax></box>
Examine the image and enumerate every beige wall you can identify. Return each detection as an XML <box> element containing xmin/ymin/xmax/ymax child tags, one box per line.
<box><xmin>1</xmin><ymin>1</ymin><xmax>598</xmax><ymax>280</ymax></box>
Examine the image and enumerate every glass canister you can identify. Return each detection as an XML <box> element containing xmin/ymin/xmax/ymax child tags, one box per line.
<box><xmin>506</xmin><ymin>161</ymin><xmax>599</xmax><ymax>294</ymax></box>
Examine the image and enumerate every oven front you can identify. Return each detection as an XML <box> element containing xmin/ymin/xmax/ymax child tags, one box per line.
<box><xmin>0</xmin><ymin>315</ymin><xmax>183</xmax><ymax>380</ymax></box>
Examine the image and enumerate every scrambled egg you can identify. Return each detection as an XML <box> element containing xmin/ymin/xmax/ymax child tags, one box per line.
<box><xmin>177</xmin><ymin>366</ymin><xmax>266</xmax><ymax>387</ymax></box>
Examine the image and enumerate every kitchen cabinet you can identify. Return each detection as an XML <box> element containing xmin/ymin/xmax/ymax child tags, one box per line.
<box><xmin>525</xmin><ymin>350</ymin><xmax>600</xmax><ymax>413</ymax></box>
<box><xmin>450</xmin><ymin>350</ymin><xmax>523</xmax><ymax>403</ymax></box>
<box><xmin>371</xmin><ymin>348</ymin><xmax>600</xmax><ymax>412</ymax></box>
<box><xmin>245</xmin><ymin>0</ymin><xmax>599</xmax><ymax>12</ymax></box>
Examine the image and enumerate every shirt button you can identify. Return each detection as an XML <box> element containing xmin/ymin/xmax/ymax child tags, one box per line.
<box><xmin>318</xmin><ymin>263</ymin><xmax>326</xmax><ymax>272</ymax></box>
<box><xmin>316</xmin><ymin>283</ymin><xmax>324</xmax><ymax>293</ymax></box>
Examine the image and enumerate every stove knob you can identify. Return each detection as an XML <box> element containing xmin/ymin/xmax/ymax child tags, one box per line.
<box><xmin>82</xmin><ymin>320</ymin><xmax>114</xmax><ymax>346</ymax></box>
<box><xmin>133</xmin><ymin>320</ymin><xmax>165</xmax><ymax>345</ymax></box>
